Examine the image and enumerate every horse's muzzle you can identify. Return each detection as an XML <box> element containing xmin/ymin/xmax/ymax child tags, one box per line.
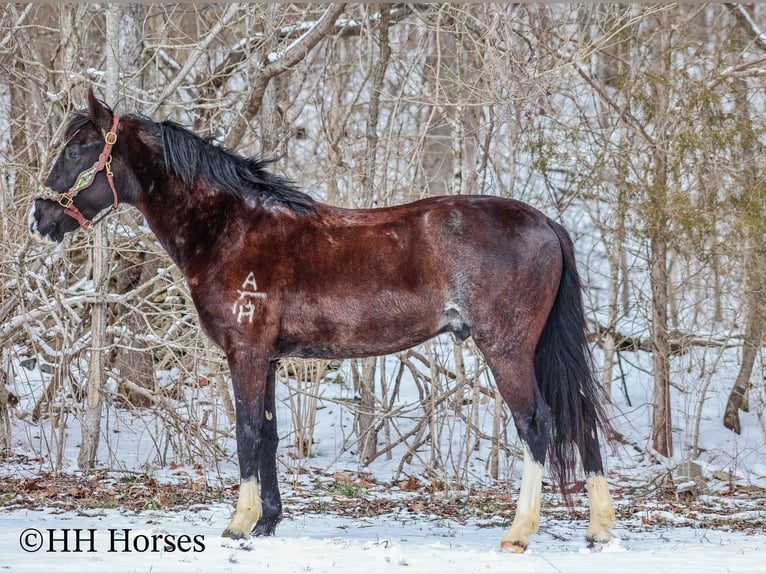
<box><xmin>28</xmin><ymin>203</ymin><xmax>62</xmax><ymax>243</ymax></box>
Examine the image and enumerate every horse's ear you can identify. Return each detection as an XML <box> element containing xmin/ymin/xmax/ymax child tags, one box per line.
<box><xmin>86</xmin><ymin>86</ymin><xmax>114</xmax><ymax>132</ymax></box>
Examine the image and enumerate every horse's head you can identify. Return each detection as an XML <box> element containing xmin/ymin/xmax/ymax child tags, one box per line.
<box><xmin>29</xmin><ymin>88</ymin><xmax>121</xmax><ymax>242</ymax></box>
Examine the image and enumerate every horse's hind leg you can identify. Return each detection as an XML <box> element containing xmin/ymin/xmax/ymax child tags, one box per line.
<box><xmin>480</xmin><ymin>349</ymin><xmax>551</xmax><ymax>552</ymax></box>
<box><xmin>252</xmin><ymin>361</ymin><xmax>283</xmax><ymax>536</ymax></box>
<box><xmin>579</xmin><ymin>418</ymin><xmax>615</xmax><ymax>546</ymax></box>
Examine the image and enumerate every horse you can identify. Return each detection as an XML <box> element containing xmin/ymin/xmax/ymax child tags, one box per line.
<box><xmin>29</xmin><ymin>88</ymin><xmax>615</xmax><ymax>552</ymax></box>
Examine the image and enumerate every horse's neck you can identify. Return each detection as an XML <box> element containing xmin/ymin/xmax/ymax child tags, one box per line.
<box><xmin>136</xmin><ymin>183</ymin><xmax>235</xmax><ymax>274</ymax></box>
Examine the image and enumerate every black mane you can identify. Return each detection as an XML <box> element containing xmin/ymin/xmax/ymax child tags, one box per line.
<box><xmin>159</xmin><ymin>119</ymin><xmax>316</xmax><ymax>216</ymax></box>
<box><xmin>69</xmin><ymin>104</ymin><xmax>315</xmax><ymax>215</ymax></box>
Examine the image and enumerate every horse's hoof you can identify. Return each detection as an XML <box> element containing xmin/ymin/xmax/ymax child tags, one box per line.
<box><xmin>585</xmin><ymin>529</ymin><xmax>613</xmax><ymax>545</ymax></box>
<box><xmin>222</xmin><ymin>527</ymin><xmax>250</xmax><ymax>540</ymax></box>
<box><xmin>499</xmin><ymin>539</ymin><xmax>527</xmax><ymax>553</ymax></box>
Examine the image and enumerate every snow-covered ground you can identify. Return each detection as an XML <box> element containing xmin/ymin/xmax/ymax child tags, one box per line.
<box><xmin>3</xmin><ymin>310</ymin><xmax>766</xmax><ymax>573</ymax></box>
<box><xmin>1</xmin><ymin>503</ymin><xmax>765</xmax><ymax>573</ymax></box>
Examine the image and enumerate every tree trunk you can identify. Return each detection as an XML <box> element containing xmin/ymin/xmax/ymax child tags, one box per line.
<box><xmin>724</xmin><ymin>61</ymin><xmax>766</xmax><ymax>435</ymax></box>
<box><xmin>113</xmin><ymin>252</ymin><xmax>159</xmax><ymax>409</ymax></box>
<box><xmin>649</xmin><ymin>10</ymin><xmax>673</xmax><ymax>458</ymax></box>
<box><xmin>259</xmin><ymin>5</ymin><xmax>288</xmax><ymax>157</ymax></box>
<box><xmin>724</xmin><ymin>308</ymin><xmax>762</xmax><ymax>434</ymax></box>
<box><xmin>0</xmin><ymin>349</ymin><xmax>13</xmax><ymax>455</ymax></box>
<box><xmin>650</xmin><ymin>234</ymin><xmax>672</xmax><ymax>457</ymax></box>
<box><xmin>352</xmin><ymin>357</ymin><xmax>378</xmax><ymax>465</ymax></box>
<box><xmin>420</xmin><ymin>7</ymin><xmax>480</xmax><ymax>198</ymax></box>
<box><xmin>81</xmin><ymin>8</ymin><xmax>113</xmax><ymax>469</ymax></box>
<box><xmin>106</xmin><ymin>4</ymin><xmax>153</xmax><ymax>409</ymax></box>
<box><xmin>351</xmin><ymin>6</ymin><xmax>391</xmax><ymax>466</ymax></box>
<box><xmin>117</xmin><ymin>3</ymin><xmax>144</xmax><ymax>109</ymax></box>
<box><xmin>79</xmin><ymin>4</ymin><xmax>119</xmax><ymax>470</ymax></box>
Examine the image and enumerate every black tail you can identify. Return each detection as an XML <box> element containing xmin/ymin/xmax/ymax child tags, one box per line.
<box><xmin>535</xmin><ymin>219</ymin><xmax>611</xmax><ymax>499</ymax></box>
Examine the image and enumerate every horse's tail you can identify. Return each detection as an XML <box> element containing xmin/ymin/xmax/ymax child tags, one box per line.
<box><xmin>534</xmin><ymin>218</ymin><xmax>610</xmax><ymax>499</ymax></box>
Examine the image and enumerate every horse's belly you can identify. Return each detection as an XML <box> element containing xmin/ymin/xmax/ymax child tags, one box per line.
<box><xmin>275</xmin><ymin>302</ymin><xmax>468</xmax><ymax>359</ymax></box>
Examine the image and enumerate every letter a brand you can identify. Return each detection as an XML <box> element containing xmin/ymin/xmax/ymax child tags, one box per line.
<box><xmin>242</xmin><ymin>272</ymin><xmax>258</xmax><ymax>290</ymax></box>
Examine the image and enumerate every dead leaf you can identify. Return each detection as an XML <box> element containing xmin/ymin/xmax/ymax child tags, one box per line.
<box><xmin>332</xmin><ymin>472</ymin><xmax>352</xmax><ymax>484</ymax></box>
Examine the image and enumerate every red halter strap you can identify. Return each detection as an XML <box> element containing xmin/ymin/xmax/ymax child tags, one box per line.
<box><xmin>35</xmin><ymin>115</ymin><xmax>120</xmax><ymax>231</ymax></box>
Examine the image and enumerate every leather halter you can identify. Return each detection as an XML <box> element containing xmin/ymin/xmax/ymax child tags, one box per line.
<box><xmin>35</xmin><ymin>115</ymin><xmax>120</xmax><ymax>231</ymax></box>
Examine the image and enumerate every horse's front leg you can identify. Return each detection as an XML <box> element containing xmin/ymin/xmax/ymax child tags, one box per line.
<box><xmin>252</xmin><ymin>360</ymin><xmax>283</xmax><ymax>536</ymax></box>
<box><xmin>222</xmin><ymin>352</ymin><xmax>269</xmax><ymax>540</ymax></box>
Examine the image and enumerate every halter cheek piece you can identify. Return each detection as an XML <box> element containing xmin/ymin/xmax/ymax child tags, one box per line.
<box><xmin>35</xmin><ymin>115</ymin><xmax>120</xmax><ymax>231</ymax></box>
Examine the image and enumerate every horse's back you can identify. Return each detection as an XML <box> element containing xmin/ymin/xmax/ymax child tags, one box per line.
<box><xmin>310</xmin><ymin>194</ymin><xmax>563</xmax><ymax>345</ymax></box>
<box><xmin>390</xmin><ymin>194</ymin><xmax>563</xmax><ymax>287</ymax></box>
<box><xmin>312</xmin><ymin>193</ymin><xmax>562</xmax><ymax>298</ymax></box>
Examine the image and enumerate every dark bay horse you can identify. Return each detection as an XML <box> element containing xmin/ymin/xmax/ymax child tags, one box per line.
<box><xmin>29</xmin><ymin>89</ymin><xmax>615</xmax><ymax>552</ymax></box>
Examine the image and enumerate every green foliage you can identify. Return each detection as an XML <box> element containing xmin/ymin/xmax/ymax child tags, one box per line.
<box><xmin>328</xmin><ymin>481</ymin><xmax>366</xmax><ymax>499</ymax></box>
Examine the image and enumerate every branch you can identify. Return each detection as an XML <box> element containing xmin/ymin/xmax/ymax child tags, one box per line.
<box><xmin>572</xmin><ymin>60</ymin><xmax>655</xmax><ymax>148</ymax></box>
<box><xmin>0</xmin><ymin>292</ymin><xmax>136</xmax><ymax>343</ymax></box>
<box><xmin>726</xmin><ymin>3</ymin><xmax>766</xmax><ymax>52</ymax></box>
<box><xmin>361</xmin><ymin>5</ymin><xmax>391</xmax><ymax>201</ymax></box>
<box><xmin>226</xmin><ymin>3</ymin><xmax>347</xmax><ymax>149</ymax></box>
<box><xmin>150</xmin><ymin>3</ymin><xmax>242</xmax><ymax>114</ymax></box>
<box><xmin>590</xmin><ymin>321</ymin><xmax>741</xmax><ymax>356</ymax></box>
<box><xmin>705</xmin><ymin>5</ymin><xmax>766</xmax><ymax>88</ymax></box>
<box><xmin>211</xmin><ymin>5</ymin><xmax>413</xmax><ymax>89</ymax></box>
<box><xmin>0</xmin><ymin>4</ymin><xmax>33</xmax><ymax>51</ymax></box>
<box><xmin>116</xmin><ymin>377</ymin><xmax>234</xmax><ymax>441</ymax></box>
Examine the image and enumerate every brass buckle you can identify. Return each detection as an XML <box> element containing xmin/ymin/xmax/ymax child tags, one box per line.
<box><xmin>104</xmin><ymin>131</ymin><xmax>117</xmax><ymax>145</ymax></box>
<box><xmin>57</xmin><ymin>193</ymin><xmax>74</xmax><ymax>208</ymax></box>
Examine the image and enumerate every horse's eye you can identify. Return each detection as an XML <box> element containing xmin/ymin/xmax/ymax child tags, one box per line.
<box><xmin>65</xmin><ymin>147</ymin><xmax>80</xmax><ymax>161</ymax></box>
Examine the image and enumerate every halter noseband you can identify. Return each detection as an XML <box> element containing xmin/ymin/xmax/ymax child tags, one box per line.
<box><xmin>35</xmin><ymin>115</ymin><xmax>120</xmax><ymax>231</ymax></box>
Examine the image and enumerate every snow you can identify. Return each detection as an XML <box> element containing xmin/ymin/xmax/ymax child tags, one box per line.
<box><xmin>2</xmin><ymin>505</ymin><xmax>765</xmax><ymax>573</ymax></box>
<box><xmin>3</xmin><ymin>339</ymin><xmax>766</xmax><ymax>572</ymax></box>
<box><xmin>7</xmin><ymin>4</ymin><xmax>766</xmax><ymax>571</ymax></box>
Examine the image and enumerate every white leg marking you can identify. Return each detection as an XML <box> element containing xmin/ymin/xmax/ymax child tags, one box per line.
<box><xmin>222</xmin><ymin>479</ymin><xmax>262</xmax><ymax>539</ymax></box>
<box><xmin>585</xmin><ymin>473</ymin><xmax>615</xmax><ymax>544</ymax></box>
<box><xmin>501</xmin><ymin>448</ymin><xmax>543</xmax><ymax>552</ymax></box>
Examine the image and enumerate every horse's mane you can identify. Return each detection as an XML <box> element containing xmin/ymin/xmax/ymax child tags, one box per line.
<box><xmin>66</xmin><ymin>102</ymin><xmax>315</xmax><ymax>215</ymax></box>
<box><xmin>159</xmin><ymin>120</ymin><xmax>316</xmax><ymax>216</ymax></box>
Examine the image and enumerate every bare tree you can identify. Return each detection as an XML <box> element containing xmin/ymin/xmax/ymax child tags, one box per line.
<box><xmin>4</xmin><ymin>2</ymin><xmax>766</xmax><ymax>489</ymax></box>
<box><xmin>722</xmin><ymin>3</ymin><xmax>766</xmax><ymax>435</ymax></box>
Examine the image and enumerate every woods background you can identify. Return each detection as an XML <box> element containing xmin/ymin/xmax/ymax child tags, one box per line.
<box><xmin>1</xmin><ymin>3</ymin><xmax>766</xmax><ymax>488</ymax></box>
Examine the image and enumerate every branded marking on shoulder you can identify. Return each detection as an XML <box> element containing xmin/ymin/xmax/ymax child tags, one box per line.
<box><xmin>231</xmin><ymin>271</ymin><xmax>267</xmax><ymax>324</ymax></box>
